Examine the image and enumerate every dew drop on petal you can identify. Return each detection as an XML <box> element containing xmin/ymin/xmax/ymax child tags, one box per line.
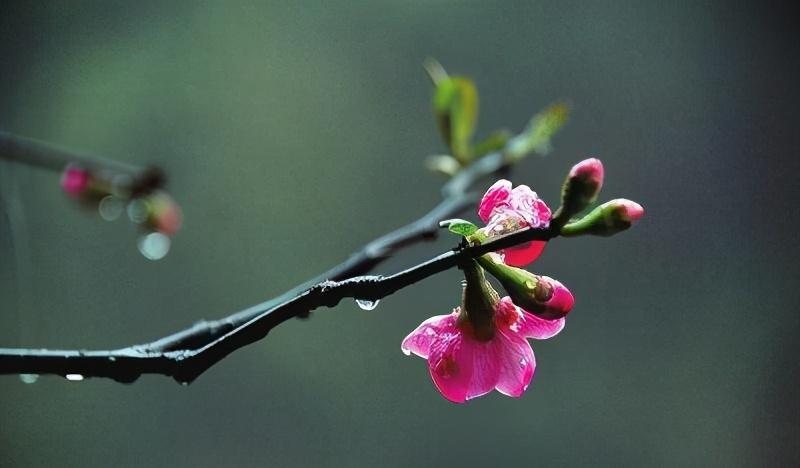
<box><xmin>19</xmin><ymin>374</ymin><xmax>39</xmax><ymax>384</ymax></box>
<box><xmin>138</xmin><ymin>232</ymin><xmax>171</xmax><ymax>260</ymax></box>
<box><xmin>355</xmin><ymin>299</ymin><xmax>380</xmax><ymax>311</ymax></box>
<box><xmin>65</xmin><ymin>374</ymin><xmax>84</xmax><ymax>381</ymax></box>
<box><xmin>519</xmin><ymin>357</ymin><xmax>527</xmax><ymax>368</ymax></box>
<box><xmin>98</xmin><ymin>195</ymin><xmax>124</xmax><ymax>221</ymax></box>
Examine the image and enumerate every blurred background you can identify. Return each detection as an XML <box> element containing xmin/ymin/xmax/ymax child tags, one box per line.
<box><xmin>1</xmin><ymin>1</ymin><xmax>798</xmax><ymax>466</ymax></box>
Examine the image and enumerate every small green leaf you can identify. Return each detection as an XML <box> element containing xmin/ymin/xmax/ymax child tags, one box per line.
<box><xmin>446</xmin><ymin>219</ymin><xmax>478</xmax><ymax>237</ymax></box>
<box><xmin>423</xmin><ymin>57</ymin><xmax>449</xmax><ymax>85</ymax></box>
<box><xmin>472</xmin><ymin>129</ymin><xmax>512</xmax><ymax>159</ymax></box>
<box><xmin>433</xmin><ymin>76</ymin><xmax>478</xmax><ymax>163</ymax></box>
<box><xmin>506</xmin><ymin>102</ymin><xmax>569</xmax><ymax>161</ymax></box>
<box><xmin>466</xmin><ymin>229</ymin><xmax>489</xmax><ymax>245</ymax></box>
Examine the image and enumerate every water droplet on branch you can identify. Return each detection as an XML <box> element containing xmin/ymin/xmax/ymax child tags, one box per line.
<box><xmin>65</xmin><ymin>374</ymin><xmax>84</xmax><ymax>381</ymax></box>
<box><xmin>98</xmin><ymin>195</ymin><xmax>124</xmax><ymax>221</ymax></box>
<box><xmin>19</xmin><ymin>374</ymin><xmax>39</xmax><ymax>384</ymax></box>
<box><xmin>355</xmin><ymin>299</ymin><xmax>380</xmax><ymax>311</ymax></box>
<box><xmin>137</xmin><ymin>232</ymin><xmax>170</xmax><ymax>260</ymax></box>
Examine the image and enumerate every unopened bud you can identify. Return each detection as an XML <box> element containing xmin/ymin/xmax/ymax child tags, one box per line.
<box><xmin>60</xmin><ymin>164</ymin><xmax>91</xmax><ymax>196</ymax></box>
<box><xmin>560</xmin><ymin>198</ymin><xmax>644</xmax><ymax>237</ymax></box>
<box><xmin>141</xmin><ymin>191</ymin><xmax>183</xmax><ymax>236</ymax></box>
<box><xmin>477</xmin><ymin>256</ymin><xmax>574</xmax><ymax>320</ymax></box>
<box><xmin>559</xmin><ymin>158</ymin><xmax>604</xmax><ymax>217</ymax></box>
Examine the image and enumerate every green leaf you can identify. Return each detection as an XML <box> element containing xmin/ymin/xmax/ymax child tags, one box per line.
<box><xmin>506</xmin><ymin>102</ymin><xmax>569</xmax><ymax>161</ymax></box>
<box><xmin>472</xmin><ymin>129</ymin><xmax>512</xmax><ymax>159</ymax></box>
<box><xmin>423</xmin><ymin>57</ymin><xmax>449</xmax><ymax>85</ymax></box>
<box><xmin>433</xmin><ymin>76</ymin><xmax>478</xmax><ymax>163</ymax></box>
<box><xmin>446</xmin><ymin>219</ymin><xmax>478</xmax><ymax>237</ymax></box>
<box><xmin>466</xmin><ymin>229</ymin><xmax>489</xmax><ymax>245</ymax></box>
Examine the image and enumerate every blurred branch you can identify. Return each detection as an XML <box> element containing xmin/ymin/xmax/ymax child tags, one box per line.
<box><xmin>0</xmin><ymin>142</ymin><xmax>532</xmax><ymax>383</ymax></box>
<box><xmin>0</xmin><ymin>131</ymin><xmax>165</xmax><ymax>196</ymax></box>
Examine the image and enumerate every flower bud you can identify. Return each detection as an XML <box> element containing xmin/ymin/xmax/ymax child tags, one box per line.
<box><xmin>60</xmin><ymin>164</ymin><xmax>91</xmax><ymax>196</ymax></box>
<box><xmin>559</xmin><ymin>158</ymin><xmax>604</xmax><ymax>217</ymax></box>
<box><xmin>560</xmin><ymin>198</ymin><xmax>644</xmax><ymax>237</ymax></box>
<box><xmin>140</xmin><ymin>191</ymin><xmax>183</xmax><ymax>235</ymax></box>
<box><xmin>477</xmin><ymin>255</ymin><xmax>574</xmax><ymax>320</ymax></box>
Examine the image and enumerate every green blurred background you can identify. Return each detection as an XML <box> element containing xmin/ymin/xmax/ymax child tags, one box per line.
<box><xmin>1</xmin><ymin>1</ymin><xmax>798</xmax><ymax>466</ymax></box>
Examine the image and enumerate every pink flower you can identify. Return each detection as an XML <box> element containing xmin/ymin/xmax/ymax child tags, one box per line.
<box><xmin>402</xmin><ymin>296</ymin><xmax>565</xmax><ymax>403</ymax></box>
<box><xmin>477</xmin><ymin>179</ymin><xmax>552</xmax><ymax>267</ymax></box>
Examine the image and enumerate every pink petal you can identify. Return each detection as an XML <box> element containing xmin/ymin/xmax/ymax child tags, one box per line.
<box><xmin>502</xmin><ymin>240</ymin><xmax>547</xmax><ymax>267</ymax></box>
<box><xmin>518</xmin><ymin>311</ymin><xmax>565</xmax><ymax>340</ymax></box>
<box><xmin>427</xmin><ymin>331</ymin><xmax>475</xmax><ymax>403</ymax></box>
<box><xmin>511</xmin><ymin>185</ymin><xmax>551</xmax><ymax>227</ymax></box>
<box><xmin>509</xmin><ymin>184</ymin><xmax>537</xmax><ymax>213</ymax></box>
<box><xmin>401</xmin><ymin>313</ymin><xmax>457</xmax><ymax>359</ymax></box>
<box><xmin>493</xmin><ymin>330</ymin><xmax>536</xmax><ymax>397</ymax></box>
<box><xmin>495</xmin><ymin>297</ymin><xmax>565</xmax><ymax>340</ymax></box>
<box><xmin>534</xmin><ymin>199</ymin><xmax>552</xmax><ymax>224</ymax></box>
<box><xmin>464</xmin><ymin>340</ymin><xmax>502</xmax><ymax>401</ymax></box>
<box><xmin>478</xmin><ymin>179</ymin><xmax>513</xmax><ymax>223</ymax></box>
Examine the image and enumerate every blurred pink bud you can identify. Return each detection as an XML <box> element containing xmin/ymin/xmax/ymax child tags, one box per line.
<box><xmin>145</xmin><ymin>192</ymin><xmax>183</xmax><ymax>235</ymax></box>
<box><xmin>60</xmin><ymin>164</ymin><xmax>91</xmax><ymax>196</ymax></box>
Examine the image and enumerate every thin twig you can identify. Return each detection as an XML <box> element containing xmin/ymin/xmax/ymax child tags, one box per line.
<box><xmin>0</xmin><ymin>131</ymin><xmax>165</xmax><ymax>196</ymax></box>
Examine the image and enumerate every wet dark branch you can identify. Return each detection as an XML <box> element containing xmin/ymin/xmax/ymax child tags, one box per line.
<box><xmin>0</xmin><ymin>225</ymin><xmax>555</xmax><ymax>383</ymax></box>
<box><xmin>0</xmin><ymin>133</ymin><xmax>526</xmax><ymax>383</ymax></box>
<box><xmin>146</xmin><ymin>192</ymin><xmax>479</xmax><ymax>353</ymax></box>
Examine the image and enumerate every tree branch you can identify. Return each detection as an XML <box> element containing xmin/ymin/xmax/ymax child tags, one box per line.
<box><xmin>0</xmin><ymin>132</ymin><xmax>530</xmax><ymax>383</ymax></box>
<box><xmin>0</xmin><ymin>225</ymin><xmax>554</xmax><ymax>383</ymax></box>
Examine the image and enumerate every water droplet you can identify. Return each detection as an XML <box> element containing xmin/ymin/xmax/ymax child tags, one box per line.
<box><xmin>108</xmin><ymin>356</ymin><xmax>117</xmax><ymax>362</ymax></box>
<box><xmin>355</xmin><ymin>299</ymin><xmax>380</xmax><ymax>311</ymax></box>
<box><xmin>519</xmin><ymin>358</ymin><xmax>527</xmax><ymax>368</ymax></box>
<box><xmin>19</xmin><ymin>374</ymin><xmax>39</xmax><ymax>384</ymax></box>
<box><xmin>137</xmin><ymin>232</ymin><xmax>171</xmax><ymax>260</ymax></box>
<box><xmin>127</xmin><ymin>198</ymin><xmax>150</xmax><ymax>224</ymax></box>
<box><xmin>65</xmin><ymin>373</ymin><xmax>84</xmax><ymax>381</ymax></box>
<box><xmin>98</xmin><ymin>195</ymin><xmax>124</xmax><ymax>221</ymax></box>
